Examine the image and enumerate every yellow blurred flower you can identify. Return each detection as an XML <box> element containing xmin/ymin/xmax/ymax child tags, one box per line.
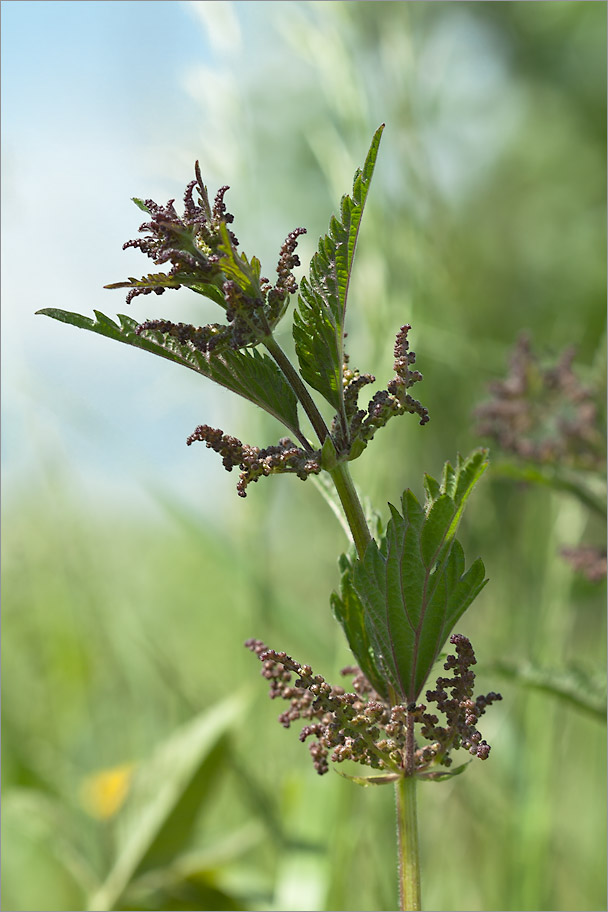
<box><xmin>79</xmin><ymin>762</ymin><xmax>135</xmax><ymax>820</ymax></box>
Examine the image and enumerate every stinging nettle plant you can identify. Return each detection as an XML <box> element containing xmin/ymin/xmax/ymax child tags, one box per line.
<box><xmin>38</xmin><ymin>124</ymin><xmax>502</xmax><ymax>912</ymax></box>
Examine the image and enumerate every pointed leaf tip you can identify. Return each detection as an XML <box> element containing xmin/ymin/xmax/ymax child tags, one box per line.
<box><xmin>293</xmin><ymin>127</ymin><xmax>384</xmax><ymax>413</ymax></box>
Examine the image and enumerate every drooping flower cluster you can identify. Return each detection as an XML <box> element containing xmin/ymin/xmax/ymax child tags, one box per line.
<box><xmin>475</xmin><ymin>334</ymin><xmax>606</xmax><ymax>582</ymax></box>
<box><xmin>416</xmin><ymin>634</ymin><xmax>502</xmax><ymax>767</ymax></box>
<box><xmin>332</xmin><ymin>324</ymin><xmax>430</xmax><ymax>460</ymax></box>
<box><xmin>246</xmin><ymin>634</ymin><xmax>501</xmax><ymax>779</ymax></box>
<box><xmin>105</xmin><ymin>163</ymin><xmax>306</xmax><ymax>354</ymax></box>
<box><xmin>187</xmin><ymin>426</ymin><xmax>322</xmax><ymax>497</ymax></box>
<box><xmin>474</xmin><ymin>333</ymin><xmax>605</xmax><ymax>471</ymax></box>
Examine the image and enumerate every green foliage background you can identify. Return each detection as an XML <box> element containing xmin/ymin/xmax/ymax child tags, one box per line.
<box><xmin>3</xmin><ymin>3</ymin><xmax>606</xmax><ymax>910</ymax></box>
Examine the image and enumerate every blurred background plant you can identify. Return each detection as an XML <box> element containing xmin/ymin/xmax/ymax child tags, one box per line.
<box><xmin>2</xmin><ymin>2</ymin><xmax>605</xmax><ymax>910</ymax></box>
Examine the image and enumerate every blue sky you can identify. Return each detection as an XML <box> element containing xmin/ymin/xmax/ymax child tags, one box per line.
<box><xmin>1</xmin><ymin>1</ymin><xmax>259</xmax><ymax>521</ymax></box>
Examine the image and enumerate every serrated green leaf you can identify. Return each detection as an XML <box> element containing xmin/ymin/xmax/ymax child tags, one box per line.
<box><xmin>330</xmin><ymin>553</ymin><xmax>387</xmax><ymax>699</ymax></box>
<box><xmin>423</xmin><ymin>473</ymin><xmax>441</xmax><ymax>502</ymax></box>
<box><xmin>104</xmin><ymin>272</ymin><xmax>226</xmax><ymax>307</ymax></box>
<box><xmin>352</xmin><ymin>451</ymin><xmax>489</xmax><ymax>702</ymax></box>
<box><xmin>104</xmin><ymin>272</ymin><xmax>183</xmax><ymax>293</ymax></box>
<box><xmin>293</xmin><ymin>124</ymin><xmax>385</xmax><ymax>413</ymax></box>
<box><xmin>88</xmin><ymin>695</ymin><xmax>245</xmax><ymax>912</ymax></box>
<box><xmin>36</xmin><ymin>308</ymin><xmax>301</xmax><ymax>436</ymax></box>
<box><xmin>420</xmin><ymin>495</ymin><xmax>456</xmax><ymax>568</ymax></box>
<box><xmin>423</xmin><ymin>449</ymin><xmax>489</xmax><ymax>564</ymax></box>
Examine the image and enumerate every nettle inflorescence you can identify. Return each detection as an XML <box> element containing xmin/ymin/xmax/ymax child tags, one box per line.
<box><xmin>475</xmin><ymin>333</ymin><xmax>607</xmax><ymax>583</ymax></box>
<box><xmin>38</xmin><ymin>127</ymin><xmax>502</xmax><ymax>799</ymax></box>
<box><xmin>333</xmin><ymin>324</ymin><xmax>429</xmax><ymax>462</ymax></box>
<box><xmin>55</xmin><ymin>127</ymin><xmax>429</xmax><ymax>499</ymax></box>
<box><xmin>109</xmin><ymin>162</ymin><xmax>307</xmax><ymax>352</ymax></box>
<box><xmin>475</xmin><ymin>333</ymin><xmax>605</xmax><ymax>472</ymax></box>
<box><xmin>185</xmin><ymin>426</ymin><xmax>322</xmax><ymax>497</ymax></box>
<box><xmin>246</xmin><ymin>634</ymin><xmax>501</xmax><ymax>781</ymax></box>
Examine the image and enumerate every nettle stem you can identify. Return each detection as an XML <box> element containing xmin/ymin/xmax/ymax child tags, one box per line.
<box><xmin>328</xmin><ymin>462</ymin><xmax>372</xmax><ymax>559</ymax></box>
<box><xmin>396</xmin><ymin>775</ymin><xmax>422</xmax><ymax>912</ymax></box>
<box><xmin>263</xmin><ymin>335</ymin><xmax>372</xmax><ymax>559</ymax></box>
<box><xmin>266</xmin><ymin>332</ymin><xmax>422</xmax><ymax>912</ymax></box>
<box><xmin>263</xmin><ymin>335</ymin><xmax>331</xmax><ymax>445</ymax></box>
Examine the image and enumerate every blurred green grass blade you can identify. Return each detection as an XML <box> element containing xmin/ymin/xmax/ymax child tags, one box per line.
<box><xmin>121</xmin><ymin>829</ymin><xmax>263</xmax><ymax>911</ymax></box>
<box><xmin>88</xmin><ymin>695</ymin><xmax>246</xmax><ymax>912</ymax></box>
<box><xmin>121</xmin><ymin>874</ymin><xmax>245</xmax><ymax>911</ymax></box>
<box><xmin>491</xmin><ymin>660</ymin><xmax>607</xmax><ymax>720</ymax></box>
<box><xmin>3</xmin><ymin>788</ymin><xmax>99</xmax><ymax>902</ymax></box>
<box><xmin>491</xmin><ymin>459</ymin><xmax>607</xmax><ymax>519</ymax></box>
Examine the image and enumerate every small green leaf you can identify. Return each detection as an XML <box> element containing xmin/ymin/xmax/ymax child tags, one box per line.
<box><xmin>320</xmin><ymin>434</ymin><xmax>339</xmax><ymax>470</ymax></box>
<box><xmin>132</xmin><ymin>197</ymin><xmax>152</xmax><ymax>213</ymax></box>
<box><xmin>333</xmin><ymin>769</ymin><xmax>400</xmax><ymax>786</ymax></box>
<box><xmin>352</xmin><ymin>451</ymin><xmax>489</xmax><ymax>702</ymax></box>
<box><xmin>419</xmin><ymin>762</ymin><xmax>470</xmax><ymax>782</ymax></box>
<box><xmin>293</xmin><ymin>125</ymin><xmax>385</xmax><ymax>414</ymax></box>
<box><xmin>104</xmin><ymin>272</ymin><xmax>227</xmax><ymax>308</ymax></box>
<box><xmin>36</xmin><ymin>308</ymin><xmax>301</xmax><ymax>436</ymax></box>
<box><xmin>217</xmin><ymin>222</ymin><xmax>261</xmax><ymax>301</ymax></box>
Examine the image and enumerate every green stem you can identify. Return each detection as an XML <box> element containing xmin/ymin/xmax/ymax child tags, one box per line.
<box><xmin>395</xmin><ymin>775</ymin><xmax>421</xmax><ymax>912</ymax></box>
<box><xmin>263</xmin><ymin>336</ymin><xmax>330</xmax><ymax>445</ymax></box>
<box><xmin>329</xmin><ymin>462</ymin><xmax>372</xmax><ymax>559</ymax></box>
<box><xmin>263</xmin><ymin>335</ymin><xmax>372</xmax><ymax>558</ymax></box>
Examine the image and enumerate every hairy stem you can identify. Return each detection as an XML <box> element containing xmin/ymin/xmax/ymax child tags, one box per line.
<box><xmin>396</xmin><ymin>775</ymin><xmax>421</xmax><ymax>912</ymax></box>
<box><xmin>405</xmin><ymin>711</ymin><xmax>416</xmax><ymax>776</ymax></box>
<box><xmin>263</xmin><ymin>336</ymin><xmax>330</xmax><ymax>445</ymax></box>
<box><xmin>329</xmin><ymin>462</ymin><xmax>372</xmax><ymax>559</ymax></box>
<box><xmin>263</xmin><ymin>335</ymin><xmax>372</xmax><ymax>558</ymax></box>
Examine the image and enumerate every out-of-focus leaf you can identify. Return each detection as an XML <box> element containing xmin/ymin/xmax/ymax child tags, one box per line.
<box><xmin>88</xmin><ymin>695</ymin><xmax>245</xmax><ymax>912</ymax></box>
<box><xmin>490</xmin><ymin>459</ymin><xmax>607</xmax><ymax>519</ymax></box>
<box><xmin>3</xmin><ymin>788</ymin><xmax>100</xmax><ymax>899</ymax></box>
<box><xmin>121</xmin><ymin>874</ymin><xmax>245</xmax><ymax>911</ymax></box>
<box><xmin>352</xmin><ymin>451</ymin><xmax>489</xmax><ymax>702</ymax></box>
<box><xmin>293</xmin><ymin>124</ymin><xmax>384</xmax><ymax>413</ymax></box>
<box><xmin>491</xmin><ymin>659</ymin><xmax>607</xmax><ymax>720</ymax></box>
<box><xmin>36</xmin><ymin>309</ymin><xmax>301</xmax><ymax>436</ymax></box>
<box><xmin>121</xmin><ymin>828</ymin><xmax>263</xmax><ymax>912</ymax></box>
